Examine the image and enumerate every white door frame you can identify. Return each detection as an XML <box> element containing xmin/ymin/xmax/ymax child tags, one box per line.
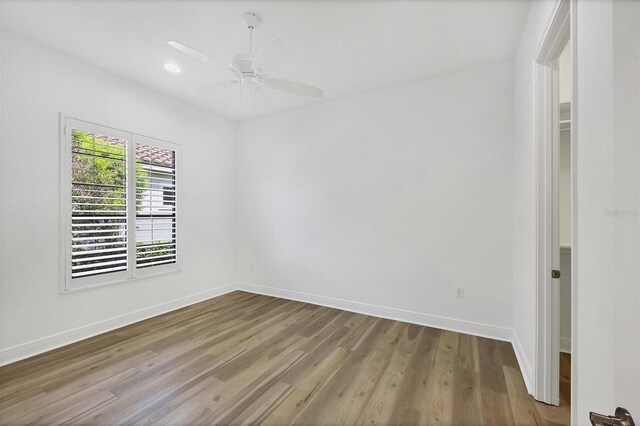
<box><xmin>533</xmin><ymin>0</ymin><xmax>571</xmax><ymax>406</ymax></box>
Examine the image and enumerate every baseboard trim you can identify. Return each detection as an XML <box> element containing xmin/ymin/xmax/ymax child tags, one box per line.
<box><xmin>511</xmin><ymin>330</ymin><xmax>535</xmax><ymax>395</ymax></box>
<box><xmin>560</xmin><ymin>337</ymin><xmax>571</xmax><ymax>354</ymax></box>
<box><xmin>0</xmin><ymin>283</ymin><xmax>237</xmax><ymax>366</ymax></box>
<box><xmin>237</xmin><ymin>282</ymin><xmax>513</xmax><ymax>342</ymax></box>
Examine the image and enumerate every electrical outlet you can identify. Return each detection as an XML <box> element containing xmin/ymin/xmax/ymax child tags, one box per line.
<box><xmin>456</xmin><ymin>288</ymin><xmax>465</xmax><ymax>298</ymax></box>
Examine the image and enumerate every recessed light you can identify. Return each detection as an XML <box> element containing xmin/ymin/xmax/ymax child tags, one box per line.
<box><xmin>164</xmin><ymin>62</ymin><xmax>181</xmax><ymax>73</ymax></box>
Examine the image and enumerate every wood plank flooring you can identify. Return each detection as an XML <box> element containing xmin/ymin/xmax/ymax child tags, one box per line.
<box><xmin>0</xmin><ymin>291</ymin><xmax>569</xmax><ymax>425</ymax></box>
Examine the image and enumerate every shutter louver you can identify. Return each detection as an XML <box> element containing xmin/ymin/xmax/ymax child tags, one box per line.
<box><xmin>135</xmin><ymin>143</ymin><xmax>177</xmax><ymax>268</ymax></box>
<box><xmin>70</xmin><ymin>130</ymin><xmax>128</xmax><ymax>279</ymax></box>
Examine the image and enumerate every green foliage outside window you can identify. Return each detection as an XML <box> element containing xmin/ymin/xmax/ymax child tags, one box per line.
<box><xmin>71</xmin><ymin>129</ymin><xmax>149</xmax><ymax>207</ymax></box>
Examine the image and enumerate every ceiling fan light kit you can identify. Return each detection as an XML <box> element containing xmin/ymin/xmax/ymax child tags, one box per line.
<box><xmin>167</xmin><ymin>11</ymin><xmax>324</xmax><ymax>104</ymax></box>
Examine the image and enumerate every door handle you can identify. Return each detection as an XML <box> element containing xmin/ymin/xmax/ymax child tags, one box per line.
<box><xmin>590</xmin><ymin>407</ymin><xmax>635</xmax><ymax>426</ymax></box>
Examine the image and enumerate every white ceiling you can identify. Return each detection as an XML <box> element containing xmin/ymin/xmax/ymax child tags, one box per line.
<box><xmin>3</xmin><ymin>0</ymin><xmax>530</xmax><ymax>121</ymax></box>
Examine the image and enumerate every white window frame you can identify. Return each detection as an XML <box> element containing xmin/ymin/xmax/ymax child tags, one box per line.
<box><xmin>60</xmin><ymin>114</ymin><xmax>181</xmax><ymax>293</ymax></box>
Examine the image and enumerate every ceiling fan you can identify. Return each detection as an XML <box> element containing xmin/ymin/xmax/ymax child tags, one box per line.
<box><xmin>167</xmin><ymin>12</ymin><xmax>325</xmax><ymax>104</ymax></box>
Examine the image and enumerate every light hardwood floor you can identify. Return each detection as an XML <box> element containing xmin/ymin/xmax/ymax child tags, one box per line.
<box><xmin>0</xmin><ymin>291</ymin><xmax>569</xmax><ymax>425</ymax></box>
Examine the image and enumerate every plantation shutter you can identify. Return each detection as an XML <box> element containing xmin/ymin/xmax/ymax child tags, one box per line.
<box><xmin>134</xmin><ymin>138</ymin><xmax>178</xmax><ymax>268</ymax></box>
<box><xmin>64</xmin><ymin>118</ymin><xmax>179</xmax><ymax>291</ymax></box>
<box><xmin>69</xmin><ymin>124</ymin><xmax>129</xmax><ymax>280</ymax></box>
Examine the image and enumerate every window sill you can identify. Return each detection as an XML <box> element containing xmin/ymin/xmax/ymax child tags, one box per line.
<box><xmin>61</xmin><ymin>268</ymin><xmax>182</xmax><ymax>294</ymax></box>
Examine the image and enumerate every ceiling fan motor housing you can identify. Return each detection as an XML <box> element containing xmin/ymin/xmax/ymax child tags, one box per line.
<box><xmin>242</xmin><ymin>12</ymin><xmax>260</xmax><ymax>29</ymax></box>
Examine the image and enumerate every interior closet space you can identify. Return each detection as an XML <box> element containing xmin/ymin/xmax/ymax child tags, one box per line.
<box><xmin>558</xmin><ymin>39</ymin><xmax>572</xmax><ymax>409</ymax></box>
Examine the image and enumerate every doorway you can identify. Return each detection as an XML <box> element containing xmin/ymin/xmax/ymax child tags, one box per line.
<box><xmin>533</xmin><ymin>0</ymin><xmax>573</xmax><ymax>411</ymax></box>
<box><xmin>557</xmin><ymin>39</ymin><xmax>572</xmax><ymax>413</ymax></box>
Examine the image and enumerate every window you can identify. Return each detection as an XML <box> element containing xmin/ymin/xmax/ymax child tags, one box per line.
<box><xmin>62</xmin><ymin>118</ymin><xmax>179</xmax><ymax>291</ymax></box>
<box><xmin>134</xmin><ymin>139</ymin><xmax>177</xmax><ymax>269</ymax></box>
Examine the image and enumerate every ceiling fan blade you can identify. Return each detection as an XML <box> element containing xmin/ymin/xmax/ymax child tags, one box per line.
<box><xmin>264</xmin><ymin>78</ymin><xmax>324</xmax><ymax>98</ymax></box>
<box><xmin>166</xmin><ymin>41</ymin><xmax>229</xmax><ymax>67</ymax></box>
<box><xmin>252</xmin><ymin>39</ymin><xmax>290</xmax><ymax>76</ymax></box>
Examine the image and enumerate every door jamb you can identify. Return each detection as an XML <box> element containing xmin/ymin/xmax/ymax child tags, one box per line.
<box><xmin>533</xmin><ymin>0</ymin><xmax>570</xmax><ymax>407</ymax></box>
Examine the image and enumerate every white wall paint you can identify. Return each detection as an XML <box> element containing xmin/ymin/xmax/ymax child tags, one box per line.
<box><xmin>0</xmin><ymin>33</ymin><xmax>237</xmax><ymax>359</ymax></box>
<box><xmin>236</xmin><ymin>61</ymin><xmax>515</xmax><ymax>333</ymax></box>
<box><xmin>574</xmin><ymin>0</ymin><xmax>640</xmax><ymax>420</ymax></box>
<box><xmin>511</xmin><ymin>0</ymin><xmax>558</xmax><ymax>390</ymax></box>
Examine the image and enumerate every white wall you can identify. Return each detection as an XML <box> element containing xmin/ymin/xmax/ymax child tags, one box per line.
<box><xmin>236</xmin><ymin>61</ymin><xmax>515</xmax><ymax>336</ymax></box>
<box><xmin>574</xmin><ymin>0</ymin><xmax>640</xmax><ymax>420</ymax></box>
<box><xmin>0</xmin><ymin>33</ymin><xmax>237</xmax><ymax>363</ymax></box>
<box><xmin>511</xmin><ymin>0</ymin><xmax>557</xmax><ymax>391</ymax></box>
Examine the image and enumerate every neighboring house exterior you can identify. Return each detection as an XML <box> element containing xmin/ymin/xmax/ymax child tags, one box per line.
<box><xmin>135</xmin><ymin>144</ymin><xmax>176</xmax><ymax>245</ymax></box>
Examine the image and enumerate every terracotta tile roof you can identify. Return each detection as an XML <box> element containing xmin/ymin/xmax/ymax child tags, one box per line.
<box><xmin>135</xmin><ymin>144</ymin><xmax>175</xmax><ymax>167</ymax></box>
